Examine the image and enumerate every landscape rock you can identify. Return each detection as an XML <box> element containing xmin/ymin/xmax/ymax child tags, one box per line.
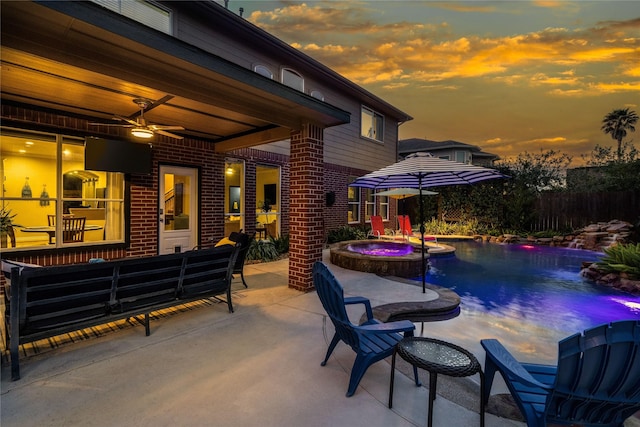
<box><xmin>580</xmin><ymin>262</ymin><xmax>640</xmax><ymax>295</ymax></box>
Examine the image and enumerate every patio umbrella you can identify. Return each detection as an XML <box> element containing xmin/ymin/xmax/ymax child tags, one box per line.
<box><xmin>351</xmin><ymin>152</ymin><xmax>508</xmax><ymax>292</ymax></box>
<box><xmin>375</xmin><ymin>187</ymin><xmax>438</xmax><ymax>217</ymax></box>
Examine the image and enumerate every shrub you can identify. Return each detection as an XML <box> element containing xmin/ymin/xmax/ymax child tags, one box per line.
<box><xmin>246</xmin><ymin>239</ymin><xmax>280</xmax><ymax>262</ymax></box>
<box><xmin>269</xmin><ymin>234</ymin><xmax>289</xmax><ymax>254</ymax></box>
<box><xmin>421</xmin><ymin>219</ymin><xmax>480</xmax><ymax>236</ymax></box>
<box><xmin>327</xmin><ymin>225</ymin><xmax>367</xmax><ymax>243</ymax></box>
<box><xmin>595</xmin><ymin>243</ymin><xmax>640</xmax><ymax>279</ymax></box>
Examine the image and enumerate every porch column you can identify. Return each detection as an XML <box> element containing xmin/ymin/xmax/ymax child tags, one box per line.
<box><xmin>288</xmin><ymin>123</ymin><xmax>324</xmax><ymax>291</ymax></box>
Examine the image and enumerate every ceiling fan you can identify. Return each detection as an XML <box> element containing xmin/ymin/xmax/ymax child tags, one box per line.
<box><xmin>90</xmin><ymin>95</ymin><xmax>185</xmax><ymax>140</ymax></box>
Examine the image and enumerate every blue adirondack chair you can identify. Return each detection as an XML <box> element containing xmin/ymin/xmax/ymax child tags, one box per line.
<box><xmin>481</xmin><ymin>320</ymin><xmax>640</xmax><ymax>427</ymax></box>
<box><xmin>312</xmin><ymin>261</ymin><xmax>417</xmax><ymax>397</ymax></box>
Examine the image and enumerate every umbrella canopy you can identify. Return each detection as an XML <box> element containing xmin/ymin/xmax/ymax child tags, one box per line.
<box><xmin>351</xmin><ymin>152</ymin><xmax>508</xmax><ymax>293</ymax></box>
<box><xmin>352</xmin><ymin>152</ymin><xmax>507</xmax><ymax>189</ymax></box>
<box><xmin>375</xmin><ymin>188</ymin><xmax>438</xmax><ymax>199</ymax></box>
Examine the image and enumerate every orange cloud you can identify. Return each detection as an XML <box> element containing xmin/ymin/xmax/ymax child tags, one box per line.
<box><xmin>530</xmin><ymin>73</ymin><xmax>581</xmax><ymax>86</ymax></box>
<box><xmin>428</xmin><ymin>2</ymin><xmax>497</xmax><ymax>13</ymax></box>
<box><xmin>592</xmin><ymin>81</ymin><xmax>640</xmax><ymax>93</ymax></box>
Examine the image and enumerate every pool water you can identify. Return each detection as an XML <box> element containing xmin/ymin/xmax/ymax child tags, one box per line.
<box><xmin>346</xmin><ymin>242</ymin><xmax>414</xmax><ymax>256</ymax></box>
<box><xmin>421</xmin><ymin>241</ymin><xmax>640</xmax><ymax>334</ymax></box>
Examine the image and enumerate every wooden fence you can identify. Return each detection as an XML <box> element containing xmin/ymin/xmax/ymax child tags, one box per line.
<box><xmin>532</xmin><ymin>190</ymin><xmax>640</xmax><ymax>231</ymax></box>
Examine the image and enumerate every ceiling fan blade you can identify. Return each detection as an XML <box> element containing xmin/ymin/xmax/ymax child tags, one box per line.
<box><xmin>126</xmin><ymin>94</ymin><xmax>174</xmax><ymax>118</ymax></box>
<box><xmin>88</xmin><ymin>122</ymin><xmax>134</xmax><ymax>128</ymax></box>
<box><xmin>113</xmin><ymin>114</ymin><xmax>140</xmax><ymax>126</ymax></box>
<box><xmin>148</xmin><ymin>125</ymin><xmax>185</xmax><ymax>131</ymax></box>
<box><xmin>145</xmin><ymin>94</ymin><xmax>174</xmax><ymax>112</ymax></box>
<box><xmin>155</xmin><ymin>129</ymin><xmax>184</xmax><ymax>140</ymax></box>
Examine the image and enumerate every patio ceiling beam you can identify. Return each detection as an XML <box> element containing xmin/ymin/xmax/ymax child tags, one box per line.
<box><xmin>213</xmin><ymin>126</ymin><xmax>292</xmax><ymax>152</ymax></box>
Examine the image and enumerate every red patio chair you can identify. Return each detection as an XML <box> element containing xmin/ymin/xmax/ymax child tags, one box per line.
<box><xmin>402</xmin><ymin>215</ymin><xmax>437</xmax><ymax>244</ymax></box>
<box><xmin>367</xmin><ymin>215</ymin><xmax>390</xmax><ymax>239</ymax></box>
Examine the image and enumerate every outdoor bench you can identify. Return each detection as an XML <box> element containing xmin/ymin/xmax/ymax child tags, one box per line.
<box><xmin>3</xmin><ymin>244</ymin><xmax>239</xmax><ymax>381</ymax></box>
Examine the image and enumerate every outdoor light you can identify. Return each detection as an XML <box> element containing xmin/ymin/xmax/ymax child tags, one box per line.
<box><xmin>131</xmin><ymin>128</ymin><xmax>154</xmax><ymax>139</ymax></box>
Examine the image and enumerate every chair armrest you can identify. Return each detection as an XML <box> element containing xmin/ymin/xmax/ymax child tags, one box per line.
<box><xmin>357</xmin><ymin>320</ymin><xmax>415</xmax><ymax>335</ymax></box>
<box><xmin>344</xmin><ymin>296</ymin><xmax>374</xmax><ymax>321</ymax></box>
<box><xmin>481</xmin><ymin>339</ymin><xmax>552</xmax><ymax>390</ymax></box>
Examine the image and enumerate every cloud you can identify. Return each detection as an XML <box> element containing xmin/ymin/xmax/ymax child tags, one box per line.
<box><xmin>249</xmin><ymin>1</ymin><xmax>638</xmax><ymax>161</ymax></box>
<box><xmin>530</xmin><ymin>73</ymin><xmax>581</xmax><ymax>86</ymax></box>
<box><xmin>249</xmin><ymin>2</ymin><xmax>639</xmax><ymax>96</ymax></box>
<box><xmin>592</xmin><ymin>81</ymin><xmax>640</xmax><ymax>93</ymax></box>
<box><xmin>528</xmin><ymin>137</ymin><xmax>568</xmax><ymax>144</ymax></box>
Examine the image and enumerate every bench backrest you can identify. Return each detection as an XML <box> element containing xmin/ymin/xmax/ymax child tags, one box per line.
<box><xmin>112</xmin><ymin>252</ymin><xmax>186</xmax><ymax>314</ymax></box>
<box><xmin>12</xmin><ymin>262</ymin><xmax>115</xmax><ymax>335</ymax></box>
<box><xmin>180</xmin><ymin>245</ymin><xmax>237</xmax><ymax>298</ymax></box>
<box><xmin>9</xmin><ymin>244</ymin><xmax>238</xmax><ymax>339</ymax></box>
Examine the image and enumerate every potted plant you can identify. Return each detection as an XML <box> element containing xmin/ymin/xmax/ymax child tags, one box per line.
<box><xmin>1</xmin><ymin>207</ymin><xmax>20</xmax><ymax>248</ymax></box>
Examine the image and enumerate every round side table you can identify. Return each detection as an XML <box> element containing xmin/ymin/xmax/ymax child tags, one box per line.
<box><xmin>389</xmin><ymin>336</ymin><xmax>485</xmax><ymax>427</ymax></box>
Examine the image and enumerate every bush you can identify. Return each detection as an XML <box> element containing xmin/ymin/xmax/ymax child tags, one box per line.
<box><xmin>595</xmin><ymin>243</ymin><xmax>640</xmax><ymax>279</ymax></box>
<box><xmin>420</xmin><ymin>219</ymin><xmax>480</xmax><ymax>236</ymax></box>
<box><xmin>327</xmin><ymin>225</ymin><xmax>367</xmax><ymax>243</ymax></box>
<box><xmin>269</xmin><ymin>234</ymin><xmax>289</xmax><ymax>254</ymax></box>
<box><xmin>246</xmin><ymin>239</ymin><xmax>280</xmax><ymax>262</ymax></box>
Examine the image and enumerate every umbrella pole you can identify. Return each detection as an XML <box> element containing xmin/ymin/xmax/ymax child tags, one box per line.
<box><xmin>419</xmin><ymin>179</ymin><xmax>426</xmax><ymax>293</ymax></box>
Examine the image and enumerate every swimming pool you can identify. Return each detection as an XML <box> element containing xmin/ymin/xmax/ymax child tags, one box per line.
<box><xmin>414</xmin><ymin>250</ymin><xmax>640</xmax><ymax>412</ymax></box>
<box><xmin>418</xmin><ymin>241</ymin><xmax>640</xmax><ymax>341</ymax></box>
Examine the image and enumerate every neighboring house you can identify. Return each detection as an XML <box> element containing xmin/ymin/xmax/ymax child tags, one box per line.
<box><xmin>0</xmin><ymin>1</ymin><xmax>411</xmax><ymax>291</ymax></box>
<box><xmin>399</xmin><ymin>138</ymin><xmax>498</xmax><ymax>166</ymax></box>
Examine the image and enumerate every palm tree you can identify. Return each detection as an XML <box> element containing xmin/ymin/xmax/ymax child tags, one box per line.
<box><xmin>601</xmin><ymin>108</ymin><xmax>638</xmax><ymax>161</ymax></box>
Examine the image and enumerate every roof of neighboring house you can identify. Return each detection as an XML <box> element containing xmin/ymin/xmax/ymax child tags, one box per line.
<box><xmin>399</xmin><ymin>138</ymin><xmax>499</xmax><ymax>160</ymax></box>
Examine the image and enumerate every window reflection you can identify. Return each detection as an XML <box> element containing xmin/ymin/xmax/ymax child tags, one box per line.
<box><xmin>1</xmin><ymin>128</ymin><xmax>125</xmax><ymax>249</ymax></box>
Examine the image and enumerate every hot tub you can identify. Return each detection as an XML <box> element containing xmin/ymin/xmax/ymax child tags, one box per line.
<box><xmin>329</xmin><ymin>240</ymin><xmax>426</xmax><ymax>278</ymax></box>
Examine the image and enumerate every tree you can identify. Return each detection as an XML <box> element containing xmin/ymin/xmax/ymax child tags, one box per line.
<box><xmin>436</xmin><ymin>150</ymin><xmax>572</xmax><ymax>232</ymax></box>
<box><xmin>494</xmin><ymin>150</ymin><xmax>572</xmax><ymax>231</ymax></box>
<box><xmin>601</xmin><ymin>108</ymin><xmax>638</xmax><ymax>161</ymax></box>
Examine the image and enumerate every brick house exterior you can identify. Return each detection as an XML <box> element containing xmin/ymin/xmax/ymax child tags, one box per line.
<box><xmin>0</xmin><ymin>1</ymin><xmax>411</xmax><ymax>291</ymax></box>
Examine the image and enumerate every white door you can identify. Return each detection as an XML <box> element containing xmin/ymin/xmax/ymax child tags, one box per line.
<box><xmin>159</xmin><ymin>165</ymin><xmax>198</xmax><ymax>254</ymax></box>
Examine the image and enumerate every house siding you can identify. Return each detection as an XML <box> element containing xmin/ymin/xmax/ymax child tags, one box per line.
<box><xmin>172</xmin><ymin>3</ymin><xmax>401</xmax><ymax>172</ymax></box>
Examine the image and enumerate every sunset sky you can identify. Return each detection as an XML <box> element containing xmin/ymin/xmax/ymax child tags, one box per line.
<box><xmin>229</xmin><ymin>0</ymin><xmax>639</xmax><ymax>166</ymax></box>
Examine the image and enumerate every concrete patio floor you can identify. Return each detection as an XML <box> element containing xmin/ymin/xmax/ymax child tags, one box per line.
<box><xmin>1</xmin><ymin>250</ymin><xmax>632</xmax><ymax>427</ymax></box>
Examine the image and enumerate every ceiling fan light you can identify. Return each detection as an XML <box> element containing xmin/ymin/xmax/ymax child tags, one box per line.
<box><xmin>131</xmin><ymin>128</ymin><xmax>154</xmax><ymax>139</ymax></box>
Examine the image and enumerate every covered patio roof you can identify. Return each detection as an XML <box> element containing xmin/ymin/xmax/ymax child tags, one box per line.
<box><xmin>0</xmin><ymin>1</ymin><xmax>351</xmax><ymax>150</ymax></box>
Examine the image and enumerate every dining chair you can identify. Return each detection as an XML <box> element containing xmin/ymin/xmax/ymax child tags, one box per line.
<box><xmin>62</xmin><ymin>217</ymin><xmax>86</xmax><ymax>243</ymax></box>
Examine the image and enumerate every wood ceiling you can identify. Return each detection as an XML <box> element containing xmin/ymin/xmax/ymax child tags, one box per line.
<box><xmin>0</xmin><ymin>1</ymin><xmax>350</xmax><ymax>151</ymax></box>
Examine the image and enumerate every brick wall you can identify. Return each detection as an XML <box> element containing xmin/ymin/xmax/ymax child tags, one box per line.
<box><xmin>288</xmin><ymin>125</ymin><xmax>324</xmax><ymax>292</ymax></box>
<box><xmin>1</xmin><ymin>103</ymin><xmax>395</xmax><ymax>290</ymax></box>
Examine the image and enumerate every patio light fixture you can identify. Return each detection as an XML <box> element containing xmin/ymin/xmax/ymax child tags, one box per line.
<box><xmin>131</xmin><ymin>128</ymin><xmax>154</xmax><ymax>139</ymax></box>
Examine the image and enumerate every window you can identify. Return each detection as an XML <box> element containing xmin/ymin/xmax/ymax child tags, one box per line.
<box><xmin>310</xmin><ymin>90</ymin><xmax>325</xmax><ymax>101</ymax></box>
<box><xmin>282</xmin><ymin>68</ymin><xmax>304</xmax><ymax>92</ymax></box>
<box><xmin>254</xmin><ymin>65</ymin><xmax>273</xmax><ymax>79</ymax></box>
<box><xmin>379</xmin><ymin>195</ymin><xmax>389</xmax><ymax>221</ymax></box>
<box><xmin>364</xmin><ymin>189</ymin><xmax>375</xmax><ymax>222</ymax></box>
<box><xmin>347</xmin><ymin>178</ymin><xmax>360</xmax><ymax>223</ymax></box>
<box><xmin>256</xmin><ymin>164</ymin><xmax>280</xmax><ymax>238</ymax></box>
<box><xmin>361</xmin><ymin>106</ymin><xmax>384</xmax><ymax>142</ymax></box>
<box><xmin>1</xmin><ymin>128</ymin><xmax>125</xmax><ymax>250</ymax></box>
<box><xmin>224</xmin><ymin>159</ymin><xmax>244</xmax><ymax>236</ymax></box>
<box><xmin>90</xmin><ymin>0</ymin><xmax>172</xmax><ymax>34</ymax></box>
<box><xmin>455</xmin><ymin>151</ymin><xmax>467</xmax><ymax>164</ymax></box>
